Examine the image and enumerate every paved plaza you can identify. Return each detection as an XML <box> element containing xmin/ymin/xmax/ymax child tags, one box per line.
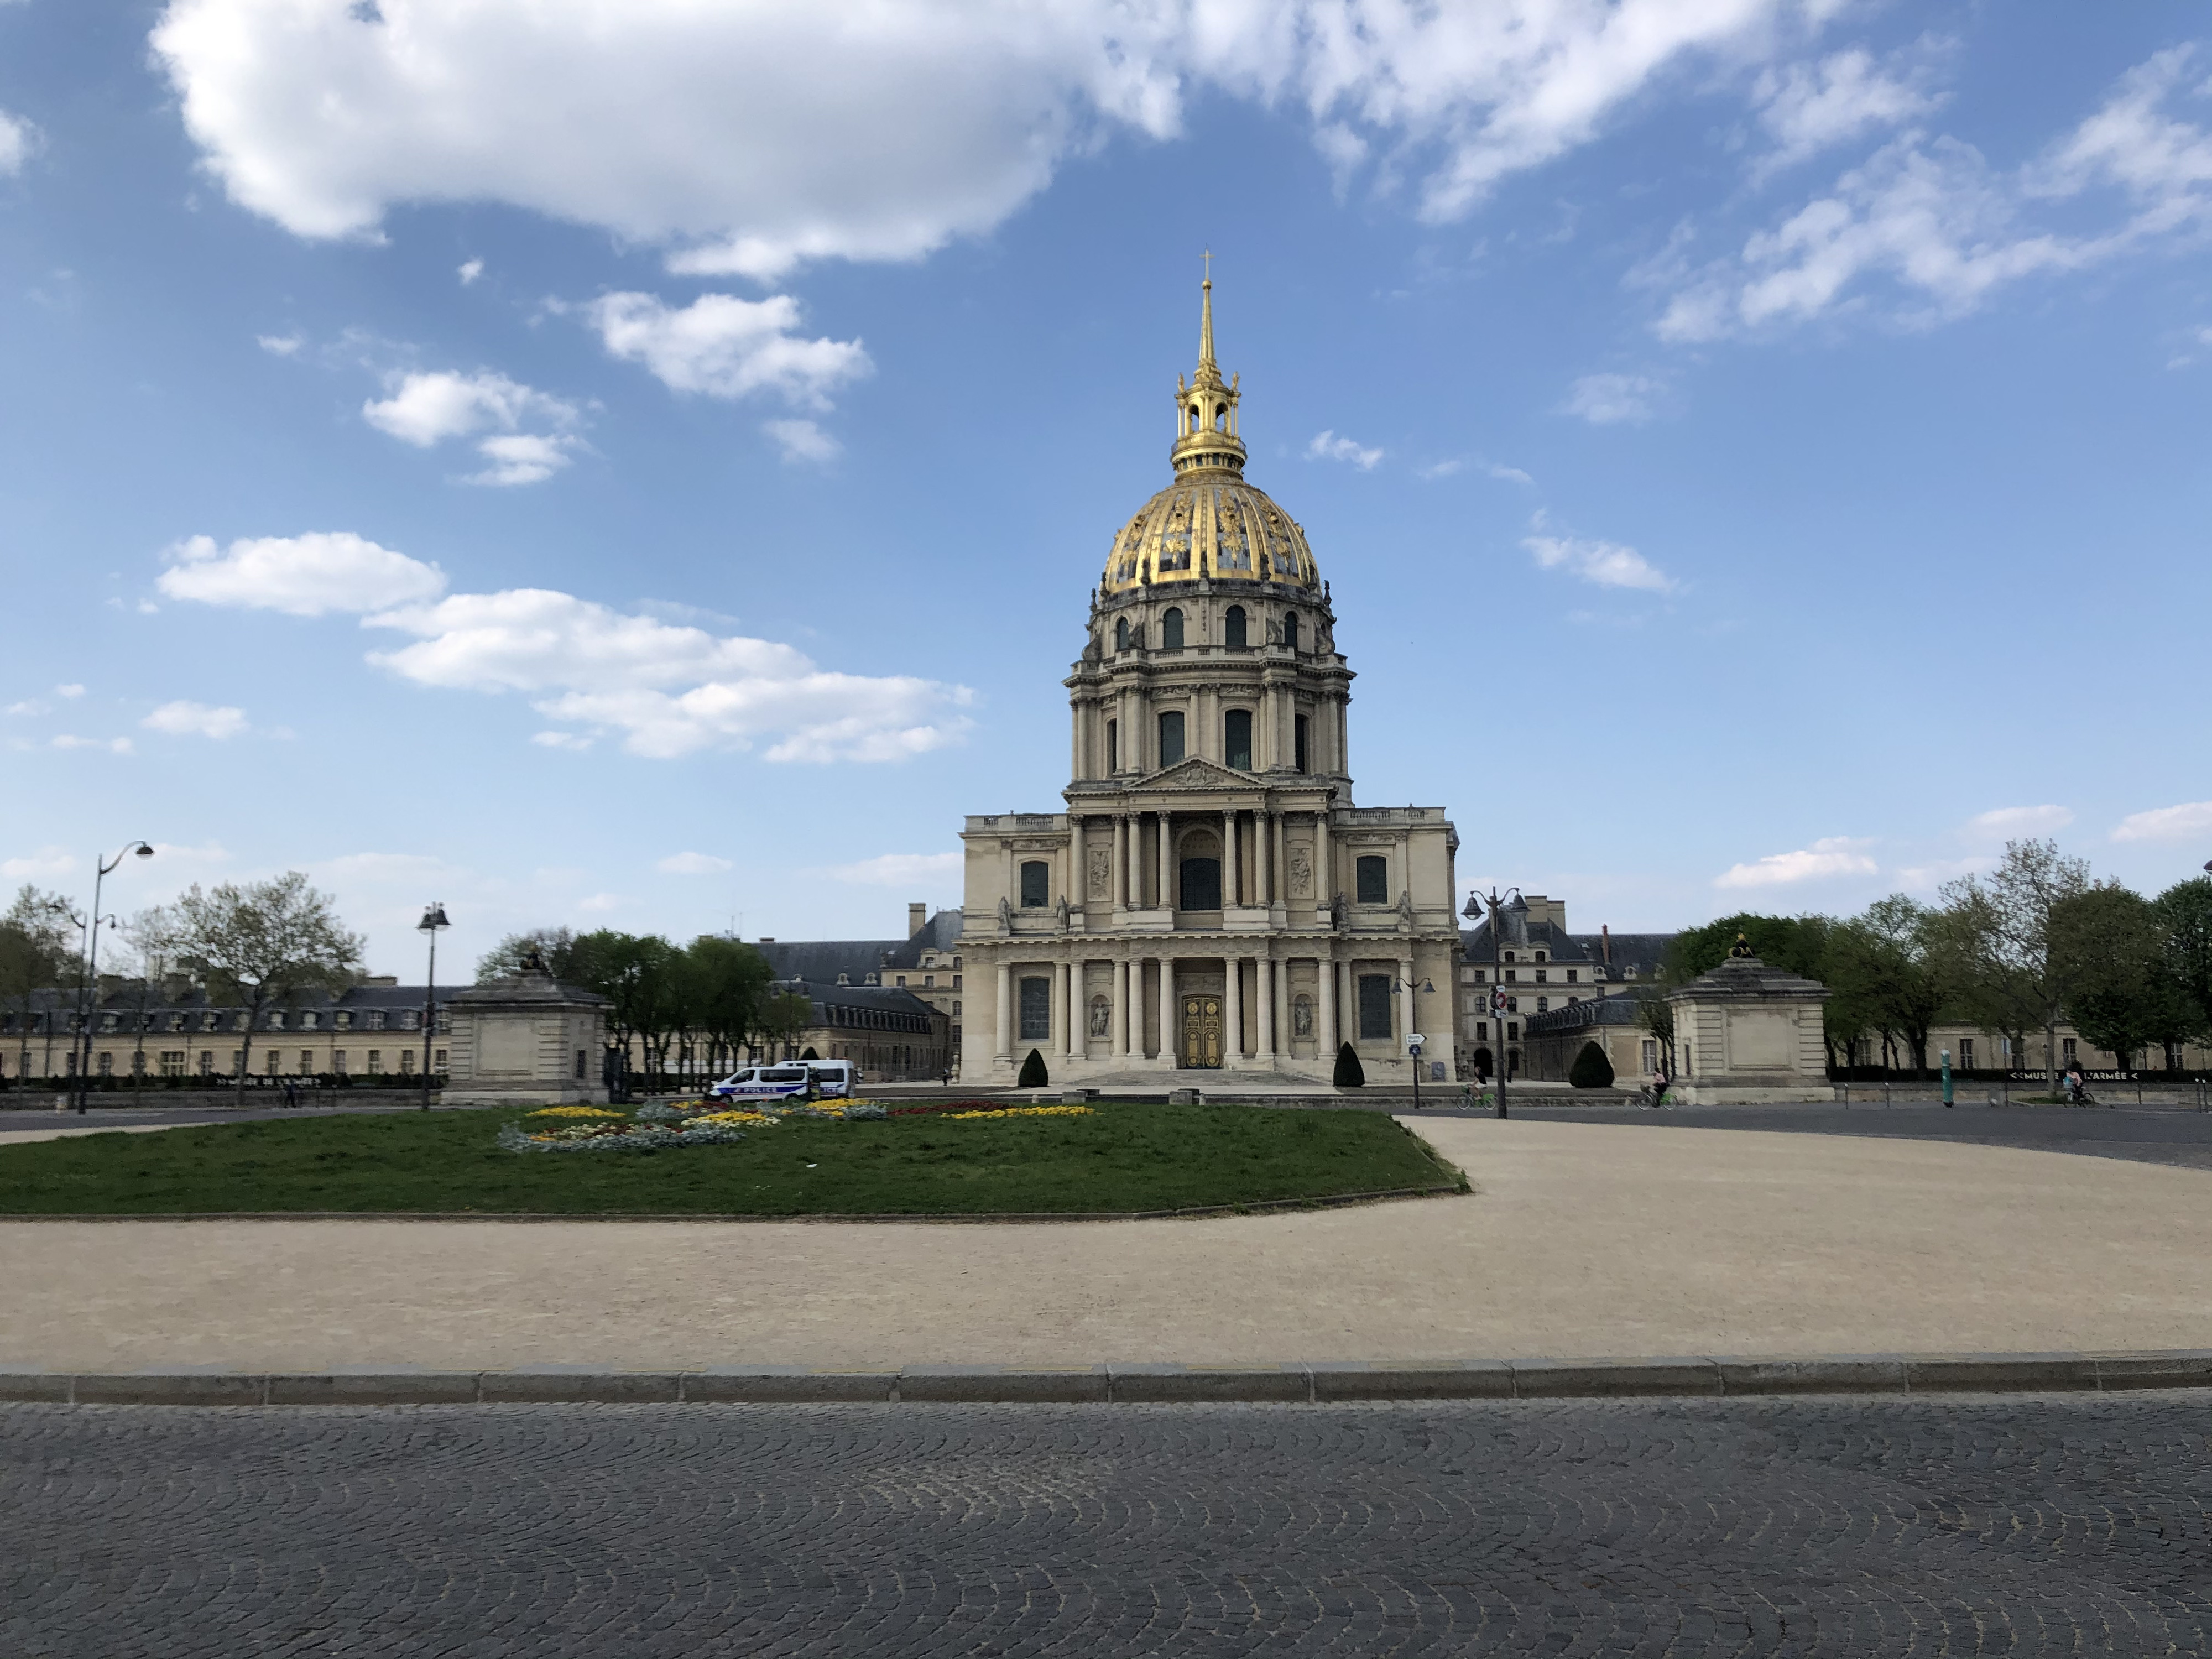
<box><xmin>3</xmin><ymin>1117</ymin><xmax>2208</xmax><ymax>1371</ymax></box>
<box><xmin>4</xmin><ymin>1394</ymin><xmax>2208</xmax><ymax>1657</ymax></box>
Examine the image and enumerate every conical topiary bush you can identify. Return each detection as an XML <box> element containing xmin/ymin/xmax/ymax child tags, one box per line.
<box><xmin>1332</xmin><ymin>1041</ymin><xmax>1365</xmax><ymax>1088</ymax></box>
<box><xmin>1568</xmin><ymin>1040</ymin><xmax>1615</xmax><ymax>1089</ymax></box>
<box><xmin>1017</xmin><ymin>1048</ymin><xmax>1050</xmax><ymax>1089</ymax></box>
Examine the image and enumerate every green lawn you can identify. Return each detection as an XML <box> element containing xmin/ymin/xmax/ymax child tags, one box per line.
<box><xmin>0</xmin><ymin>1104</ymin><xmax>1463</xmax><ymax>1217</ymax></box>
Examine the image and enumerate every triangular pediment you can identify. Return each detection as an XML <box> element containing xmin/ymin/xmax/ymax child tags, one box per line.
<box><xmin>1131</xmin><ymin>755</ymin><xmax>1252</xmax><ymax>793</ymax></box>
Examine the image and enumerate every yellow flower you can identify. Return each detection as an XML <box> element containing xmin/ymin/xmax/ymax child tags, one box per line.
<box><xmin>944</xmin><ymin>1105</ymin><xmax>1094</xmax><ymax>1121</ymax></box>
<box><xmin>525</xmin><ymin>1107</ymin><xmax>627</xmax><ymax>1120</ymax></box>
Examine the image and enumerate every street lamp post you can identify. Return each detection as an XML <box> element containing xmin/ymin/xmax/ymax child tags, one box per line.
<box><xmin>1464</xmin><ymin>885</ymin><xmax>1522</xmax><ymax>1119</ymax></box>
<box><xmin>417</xmin><ymin>903</ymin><xmax>450</xmax><ymax>1111</ymax></box>
<box><xmin>72</xmin><ymin>842</ymin><xmax>154</xmax><ymax>1114</ymax></box>
<box><xmin>1394</xmin><ymin>975</ymin><xmax>1437</xmax><ymax>1110</ymax></box>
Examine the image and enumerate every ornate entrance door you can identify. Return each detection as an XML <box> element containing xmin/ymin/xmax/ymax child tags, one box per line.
<box><xmin>1180</xmin><ymin>995</ymin><xmax>1223</xmax><ymax>1068</ymax></box>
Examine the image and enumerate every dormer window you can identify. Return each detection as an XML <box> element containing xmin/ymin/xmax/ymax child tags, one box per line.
<box><xmin>1535</xmin><ymin>950</ymin><xmax>1546</xmax><ymax>962</ymax></box>
<box><xmin>1503</xmin><ymin>950</ymin><xmax>1516</xmax><ymax>962</ymax></box>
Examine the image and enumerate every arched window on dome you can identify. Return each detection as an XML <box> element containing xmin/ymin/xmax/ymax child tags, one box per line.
<box><xmin>1115</xmin><ymin>617</ymin><xmax>1130</xmax><ymax>653</ymax></box>
<box><xmin>1161</xmin><ymin>607</ymin><xmax>1185</xmax><ymax>650</ymax></box>
<box><xmin>1214</xmin><ymin>403</ymin><xmax>1228</xmax><ymax>432</ymax></box>
<box><xmin>1188</xmin><ymin>405</ymin><xmax>1201</xmax><ymax>434</ymax></box>
<box><xmin>1282</xmin><ymin>612</ymin><xmax>1300</xmax><ymax>652</ymax></box>
<box><xmin>1223</xmin><ymin>606</ymin><xmax>1248</xmax><ymax>650</ymax></box>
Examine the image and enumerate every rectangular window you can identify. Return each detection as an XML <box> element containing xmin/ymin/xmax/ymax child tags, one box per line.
<box><xmin>1157</xmin><ymin>709</ymin><xmax>1186</xmax><ymax>766</ymax></box>
<box><xmin>367</xmin><ymin>1050</ymin><xmax>382</xmax><ymax>1072</ymax></box>
<box><xmin>300</xmin><ymin>1050</ymin><xmax>314</xmax><ymax>1072</ymax></box>
<box><xmin>1642</xmin><ymin>1040</ymin><xmax>1657</xmax><ymax>1073</ymax></box>
<box><xmin>400</xmin><ymin>1051</ymin><xmax>416</xmax><ymax>1075</ymax></box>
<box><xmin>1356</xmin><ymin>974</ymin><xmax>1392</xmax><ymax>1041</ymax></box>
<box><xmin>1565</xmin><ymin>970</ymin><xmax>1577</xmax><ymax>983</ymax></box>
<box><xmin>1107</xmin><ymin>719</ymin><xmax>1118</xmax><ymax>772</ymax></box>
<box><xmin>1223</xmin><ymin>708</ymin><xmax>1252</xmax><ymax>770</ymax></box>
<box><xmin>333</xmin><ymin>1050</ymin><xmax>348</xmax><ymax>1076</ymax></box>
<box><xmin>1476</xmin><ymin>1020</ymin><xmax>1489</xmax><ymax>1041</ymax></box>
<box><xmin>1354</xmin><ymin>855</ymin><xmax>1387</xmax><ymax>905</ymax></box>
<box><xmin>895</xmin><ymin>975</ymin><xmax>906</xmax><ymax>987</ymax></box>
<box><xmin>1293</xmin><ymin>713</ymin><xmax>1309</xmax><ymax>773</ymax></box>
<box><xmin>952</xmin><ymin>974</ymin><xmax>961</xmax><ymax>989</ymax></box>
<box><xmin>229</xmin><ymin>1050</ymin><xmax>242</xmax><ymax>1073</ymax></box>
<box><xmin>1507</xmin><ymin>1022</ymin><xmax>1519</xmax><ymax>1041</ymax></box>
<box><xmin>367</xmin><ymin>1011</ymin><xmax>385</xmax><ymax>1030</ymax></box>
<box><xmin>1504</xmin><ymin>969</ymin><xmax>1517</xmax><ymax>983</ymax></box>
<box><xmin>1472</xmin><ymin>968</ymin><xmax>1487</xmax><ymax>983</ymax></box>
<box><xmin>1535</xmin><ymin>998</ymin><xmax>1548</xmax><ymax>1012</ymax></box>
<box><xmin>197</xmin><ymin>1051</ymin><xmax>212</xmax><ymax>1076</ymax></box>
<box><xmin>2062</xmin><ymin>1037</ymin><xmax>2077</xmax><ymax>1065</ymax></box>
<box><xmin>1959</xmin><ymin>1038</ymin><xmax>1974</xmax><ymax>1068</ymax></box>
<box><xmin>265</xmin><ymin>1051</ymin><xmax>281</xmax><ymax>1075</ymax></box>
<box><xmin>434</xmin><ymin>1049</ymin><xmax>448</xmax><ymax>1071</ymax></box>
<box><xmin>1019</xmin><ymin>860</ymin><xmax>1050</xmax><ymax>907</ymax></box>
<box><xmin>159</xmin><ymin>1050</ymin><xmax>185</xmax><ymax>1077</ymax></box>
<box><xmin>96</xmin><ymin>1052</ymin><xmax>113</xmax><ymax>1076</ymax></box>
<box><xmin>924</xmin><ymin>974</ymin><xmax>935</xmax><ymax>988</ymax></box>
<box><xmin>1535</xmin><ymin>969</ymin><xmax>1547</xmax><ymax>984</ymax></box>
<box><xmin>1018</xmin><ymin>976</ymin><xmax>1052</xmax><ymax>1041</ymax></box>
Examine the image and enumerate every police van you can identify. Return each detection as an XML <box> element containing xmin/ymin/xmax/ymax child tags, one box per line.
<box><xmin>706</xmin><ymin>1060</ymin><xmax>858</xmax><ymax>1102</ymax></box>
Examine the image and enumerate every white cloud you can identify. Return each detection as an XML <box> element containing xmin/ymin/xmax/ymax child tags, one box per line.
<box><xmin>1964</xmin><ymin>804</ymin><xmax>2074</xmax><ymax>840</ymax></box>
<box><xmin>1751</xmin><ymin>46</ymin><xmax>1942</xmax><ymax>179</ymax></box>
<box><xmin>1562</xmin><ymin>373</ymin><xmax>1662</xmax><ymax>425</ymax></box>
<box><xmin>54</xmin><ymin>684</ymin><xmax>84</xmax><ymax>698</ymax></box>
<box><xmin>588</xmin><ymin>293</ymin><xmax>869</xmax><ymax>411</ymax></box>
<box><xmin>658</xmin><ymin>851</ymin><xmax>733</xmax><ymax>875</ymax></box>
<box><xmin>142</xmin><ymin>700</ymin><xmax>249</xmax><ymax>739</ymax></box>
<box><xmin>362</xmin><ymin>369</ymin><xmax>582</xmax><ymax>486</ymax></box>
<box><xmin>2112</xmin><ymin>800</ymin><xmax>2212</xmax><ymax>844</ymax></box>
<box><xmin>3</xmin><ymin>699</ymin><xmax>45</xmax><ymax>716</ymax></box>
<box><xmin>257</xmin><ymin>332</ymin><xmax>303</xmax><ymax>356</ymax></box>
<box><xmin>1</xmin><ymin>847</ymin><xmax>76</xmax><ymax>879</ymax></box>
<box><xmin>1525</xmin><ymin>533</ymin><xmax>1676</xmax><ymax>594</ymax></box>
<box><xmin>1661</xmin><ymin>46</ymin><xmax>2212</xmax><ymax>341</ymax></box>
<box><xmin>577</xmin><ymin>893</ymin><xmax>622</xmax><ymax>914</ymax></box>
<box><xmin>457</xmin><ymin>258</ymin><xmax>483</xmax><ymax>285</ymax></box>
<box><xmin>1715</xmin><ymin>836</ymin><xmax>1877</xmax><ymax>889</ymax></box>
<box><xmin>821</xmin><ymin>852</ymin><xmax>962</xmax><ymax>887</ymax></box>
<box><xmin>763</xmin><ymin>419</ymin><xmax>841</xmax><ymax>465</ymax></box>
<box><xmin>0</xmin><ymin>109</ymin><xmax>39</xmax><ymax>176</ymax></box>
<box><xmin>150</xmin><ymin>0</ymin><xmax>1829</xmax><ymax>279</ymax></box>
<box><xmin>1485</xmin><ymin>462</ymin><xmax>1535</xmax><ymax>486</ymax></box>
<box><xmin>156</xmin><ymin>532</ymin><xmax>448</xmax><ymax>615</ymax></box>
<box><xmin>1306</xmin><ymin>430</ymin><xmax>1383</xmax><ymax>469</ymax></box>
<box><xmin>51</xmin><ymin>735</ymin><xmax>133</xmax><ymax>755</ymax></box>
<box><xmin>162</xmin><ymin>531</ymin><xmax>974</xmax><ymax>763</ymax></box>
<box><xmin>530</xmin><ymin>731</ymin><xmax>592</xmax><ymax>752</ymax></box>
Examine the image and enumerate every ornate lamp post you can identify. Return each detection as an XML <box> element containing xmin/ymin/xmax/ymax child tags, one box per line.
<box><xmin>416</xmin><ymin>903</ymin><xmax>449</xmax><ymax>1111</ymax></box>
<box><xmin>1464</xmin><ymin>885</ymin><xmax>1522</xmax><ymax>1119</ymax></box>
<box><xmin>72</xmin><ymin>841</ymin><xmax>153</xmax><ymax>1114</ymax></box>
<box><xmin>1392</xmin><ymin>975</ymin><xmax>1437</xmax><ymax>1109</ymax></box>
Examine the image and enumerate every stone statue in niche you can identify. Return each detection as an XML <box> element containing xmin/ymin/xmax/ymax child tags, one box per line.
<box><xmin>1087</xmin><ymin>846</ymin><xmax>1112</xmax><ymax>900</ymax></box>
<box><xmin>1397</xmin><ymin>889</ymin><xmax>1416</xmax><ymax>929</ymax></box>
<box><xmin>997</xmin><ymin>896</ymin><xmax>1014</xmax><ymax>932</ymax></box>
<box><xmin>1089</xmin><ymin>996</ymin><xmax>1112</xmax><ymax>1039</ymax></box>
<box><xmin>1053</xmin><ymin>895</ymin><xmax>1071</xmax><ymax>932</ymax></box>
<box><xmin>1292</xmin><ymin>995</ymin><xmax>1314</xmax><ymax>1039</ymax></box>
<box><xmin>1330</xmin><ymin>893</ymin><xmax>1349</xmax><ymax>931</ymax></box>
<box><xmin>1288</xmin><ymin>845</ymin><xmax>1312</xmax><ymax>897</ymax></box>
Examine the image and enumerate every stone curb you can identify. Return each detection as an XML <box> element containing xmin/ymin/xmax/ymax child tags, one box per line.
<box><xmin>4</xmin><ymin>1350</ymin><xmax>2208</xmax><ymax>1406</ymax></box>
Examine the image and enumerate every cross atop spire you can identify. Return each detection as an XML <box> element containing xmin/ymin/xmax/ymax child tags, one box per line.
<box><xmin>1171</xmin><ymin>258</ymin><xmax>1243</xmax><ymax>475</ymax></box>
<box><xmin>1195</xmin><ymin>253</ymin><xmax>1223</xmax><ymax>389</ymax></box>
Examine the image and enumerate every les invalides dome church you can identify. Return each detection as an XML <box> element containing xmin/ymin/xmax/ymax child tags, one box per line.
<box><xmin>960</xmin><ymin>278</ymin><xmax>1463</xmax><ymax>1088</ymax></box>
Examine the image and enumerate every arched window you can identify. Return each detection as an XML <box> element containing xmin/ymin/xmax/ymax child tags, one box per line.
<box><xmin>1223</xmin><ymin>708</ymin><xmax>1253</xmax><ymax>770</ymax></box>
<box><xmin>1114</xmin><ymin>617</ymin><xmax>1130</xmax><ymax>652</ymax></box>
<box><xmin>1157</xmin><ymin>709</ymin><xmax>1186</xmax><ymax>766</ymax></box>
<box><xmin>1161</xmin><ymin>607</ymin><xmax>1185</xmax><ymax>650</ymax></box>
<box><xmin>1224</xmin><ymin>606</ymin><xmax>1248</xmax><ymax>650</ymax></box>
<box><xmin>1214</xmin><ymin>403</ymin><xmax>1228</xmax><ymax>432</ymax></box>
<box><xmin>1019</xmin><ymin>860</ymin><xmax>1050</xmax><ymax>908</ymax></box>
<box><xmin>1188</xmin><ymin>406</ymin><xmax>1201</xmax><ymax>433</ymax></box>
<box><xmin>1282</xmin><ymin>612</ymin><xmax>1299</xmax><ymax>652</ymax></box>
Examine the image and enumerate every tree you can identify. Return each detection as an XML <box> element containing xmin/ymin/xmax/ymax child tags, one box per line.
<box><xmin>475</xmin><ymin>927</ymin><xmax>578</xmax><ymax>983</ymax></box>
<box><xmin>114</xmin><ymin>905</ymin><xmax>181</xmax><ymax>1103</ymax></box>
<box><xmin>1828</xmin><ymin>896</ymin><xmax>1952</xmax><ymax>1074</ymax></box>
<box><xmin>1016</xmin><ymin>1048</ymin><xmax>1050</xmax><ymax>1088</ymax></box>
<box><xmin>684</xmin><ymin>935</ymin><xmax>774</xmax><ymax>1082</ymax></box>
<box><xmin>0</xmin><ymin>886</ymin><xmax>72</xmax><ymax>1086</ymax></box>
<box><xmin>1933</xmin><ymin>839</ymin><xmax>2090</xmax><ymax>1086</ymax></box>
<box><xmin>756</xmin><ymin>989</ymin><xmax>815</xmax><ymax>1062</ymax></box>
<box><xmin>1631</xmin><ymin>989</ymin><xmax>1675</xmax><ymax>1075</ymax></box>
<box><xmin>2156</xmin><ymin>877</ymin><xmax>2212</xmax><ymax>1044</ymax></box>
<box><xmin>169</xmin><ymin>874</ymin><xmax>364</xmax><ymax>1103</ymax></box>
<box><xmin>1333</xmin><ymin>1041</ymin><xmax>1365</xmax><ymax>1088</ymax></box>
<box><xmin>1662</xmin><ymin>912</ymin><xmax>1832</xmax><ymax>983</ymax></box>
<box><xmin>1568</xmin><ymin>1041</ymin><xmax>1614</xmax><ymax>1088</ymax></box>
<box><xmin>562</xmin><ymin>930</ymin><xmax>683</xmax><ymax>1083</ymax></box>
<box><xmin>2051</xmin><ymin>884</ymin><xmax>2171</xmax><ymax>1071</ymax></box>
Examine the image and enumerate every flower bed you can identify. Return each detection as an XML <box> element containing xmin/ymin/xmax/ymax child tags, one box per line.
<box><xmin>943</xmin><ymin>1104</ymin><xmax>1095</xmax><ymax>1121</ymax></box>
<box><xmin>499</xmin><ymin>1119</ymin><xmax>752</xmax><ymax>1154</ymax></box>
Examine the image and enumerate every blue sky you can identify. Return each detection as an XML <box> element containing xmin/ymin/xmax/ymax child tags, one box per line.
<box><xmin>2</xmin><ymin>0</ymin><xmax>2208</xmax><ymax>976</ymax></box>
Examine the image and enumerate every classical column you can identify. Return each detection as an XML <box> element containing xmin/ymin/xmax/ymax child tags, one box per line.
<box><xmin>1065</xmin><ymin>960</ymin><xmax>1079</xmax><ymax>1058</ymax></box>
<box><xmin>1222</xmin><ymin>809</ymin><xmax>1238</xmax><ymax>906</ymax></box>
<box><xmin>1317</xmin><ymin>953</ymin><xmax>1336</xmax><ymax>1051</ymax></box>
<box><xmin>1112</xmin><ymin>815</ymin><xmax>1127</xmax><ymax>909</ymax></box>
<box><xmin>1156</xmin><ymin>811</ymin><xmax>1173</xmax><ymax>910</ymax></box>
<box><xmin>1314</xmin><ymin>810</ymin><xmax>1333</xmax><ymax>909</ymax></box>
<box><xmin>1113</xmin><ymin>958</ymin><xmax>1131</xmax><ymax>1056</ymax></box>
<box><xmin>1272</xmin><ymin>813</ymin><xmax>1288</xmax><ymax>909</ymax></box>
<box><xmin>1157</xmin><ymin>957</ymin><xmax>1176</xmax><ymax>1067</ymax></box>
<box><xmin>994</xmin><ymin>962</ymin><xmax>1012</xmax><ymax>1062</ymax></box>
<box><xmin>1069</xmin><ymin>818</ymin><xmax>1086</xmax><ymax>910</ymax></box>
<box><xmin>1224</xmin><ymin>954</ymin><xmax>1243</xmax><ymax>1061</ymax></box>
<box><xmin>1256</xmin><ymin>810</ymin><xmax>1273</xmax><ymax>902</ymax></box>
<box><xmin>1256</xmin><ymin>957</ymin><xmax>1276</xmax><ymax>1061</ymax></box>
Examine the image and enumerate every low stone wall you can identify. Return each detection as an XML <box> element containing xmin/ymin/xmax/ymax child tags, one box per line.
<box><xmin>13</xmin><ymin>1089</ymin><xmax>442</xmax><ymax>1113</ymax></box>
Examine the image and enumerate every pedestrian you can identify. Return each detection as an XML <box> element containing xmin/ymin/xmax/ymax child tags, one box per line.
<box><xmin>1648</xmin><ymin>1070</ymin><xmax>1668</xmax><ymax>1109</ymax></box>
<box><xmin>2064</xmin><ymin>1067</ymin><xmax>2084</xmax><ymax>1105</ymax></box>
<box><xmin>283</xmin><ymin>1077</ymin><xmax>298</xmax><ymax>1109</ymax></box>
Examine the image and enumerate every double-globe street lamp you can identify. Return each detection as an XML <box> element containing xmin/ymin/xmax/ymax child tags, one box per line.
<box><xmin>1463</xmin><ymin>884</ymin><xmax>1524</xmax><ymax>1120</ymax></box>
<box><xmin>71</xmin><ymin>841</ymin><xmax>154</xmax><ymax>1114</ymax></box>
<box><xmin>417</xmin><ymin>903</ymin><xmax>450</xmax><ymax>1111</ymax></box>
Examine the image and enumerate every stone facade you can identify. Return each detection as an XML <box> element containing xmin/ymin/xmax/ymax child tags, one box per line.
<box><xmin>959</xmin><ymin>280</ymin><xmax>1461</xmax><ymax>1088</ymax></box>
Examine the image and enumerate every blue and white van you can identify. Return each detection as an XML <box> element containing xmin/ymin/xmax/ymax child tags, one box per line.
<box><xmin>706</xmin><ymin>1060</ymin><xmax>859</xmax><ymax>1102</ymax></box>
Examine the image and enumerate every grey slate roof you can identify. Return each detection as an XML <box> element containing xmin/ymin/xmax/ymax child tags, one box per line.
<box><xmin>1</xmin><ymin>982</ymin><xmax>456</xmax><ymax>1034</ymax></box>
<box><xmin>1459</xmin><ymin>921</ymin><xmax>1674</xmax><ymax>983</ymax></box>
<box><xmin>1524</xmin><ymin>997</ymin><xmax>1645</xmax><ymax>1035</ymax></box>
<box><xmin>756</xmin><ymin>908</ymin><xmax>963</xmax><ymax>987</ymax></box>
<box><xmin>787</xmin><ymin>982</ymin><xmax>945</xmax><ymax>1035</ymax></box>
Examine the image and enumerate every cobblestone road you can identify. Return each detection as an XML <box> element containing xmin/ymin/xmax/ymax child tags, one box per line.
<box><xmin>5</xmin><ymin>1395</ymin><xmax>2206</xmax><ymax>1657</ymax></box>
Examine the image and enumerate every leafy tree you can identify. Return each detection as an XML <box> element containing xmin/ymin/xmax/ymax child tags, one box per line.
<box><xmin>2156</xmin><ymin>877</ymin><xmax>2212</xmax><ymax>1044</ymax></box>
<box><xmin>684</xmin><ymin>935</ymin><xmax>774</xmax><ymax>1082</ymax></box>
<box><xmin>1827</xmin><ymin>896</ymin><xmax>1952</xmax><ymax>1073</ymax></box>
<box><xmin>755</xmin><ymin>989</ymin><xmax>815</xmax><ymax>1061</ymax></box>
<box><xmin>0</xmin><ymin>886</ymin><xmax>73</xmax><ymax>1085</ymax></box>
<box><xmin>113</xmin><ymin>906</ymin><xmax>181</xmax><ymax>1100</ymax></box>
<box><xmin>1568</xmin><ymin>1041</ymin><xmax>1614</xmax><ymax>1088</ymax></box>
<box><xmin>1933</xmin><ymin>839</ymin><xmax>2090</xmax><ymax>1086</ymax></box>
<box><xmin>2051</xmin><ymin>884</ymin><xmax>2176</xmax><ymax>1071</ymax></box>
<box><xmin>1662</xmin><ymin>912</ymin><xmax>1832</xmax><ymax>983</ymax></box>
<box><xmin>1016</xmin><ymin>1048</ymin><xmax>1050</xmax><ymax>1088</ymax></box>
<box><xmin>475</xmin><ymin>927</ymin><xmax>578</xmax><ymax>983</ymax></box>
<box><xmin>561</xmin><ymin>930</ymin><xmax>686</xmax><ymax>1083</ymax></box>
<box><xmin>1332</xmin><ymin>1041</ymin><xmax>1365</xmax><ymax>1088</ymax></box>
<box><xmin>169</xmin><ymin>874</ymin><xmax>364</xmax><ymax>1103</ymax></box>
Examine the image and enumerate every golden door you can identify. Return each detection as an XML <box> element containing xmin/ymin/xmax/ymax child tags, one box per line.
<box><xmin>1180</xmin><ymin>995</ymin><xmax>1223</xmax><ymax>1068</ymax></box>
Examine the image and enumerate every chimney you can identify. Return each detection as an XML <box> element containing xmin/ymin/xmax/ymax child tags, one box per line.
<box><xmin>1601</xmin><ymin>925</ymin><xmax>1611</xmax><ymax>964</ymax></box>
<box><xmin>909</xmin><ymin>902</ymin><xmax>927</xmax><ymax>937</ymax></box>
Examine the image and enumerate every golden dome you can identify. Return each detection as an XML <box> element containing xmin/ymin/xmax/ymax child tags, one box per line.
<box><xmin>1100</xmin><ymin>273</ymin><xmax>1321</xmax><ymax>596</ymax></box>
<box><xmin>1101</xmin><ymin>476</ymin><xmax>1319</xmax><ymax>594</ymax></box>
